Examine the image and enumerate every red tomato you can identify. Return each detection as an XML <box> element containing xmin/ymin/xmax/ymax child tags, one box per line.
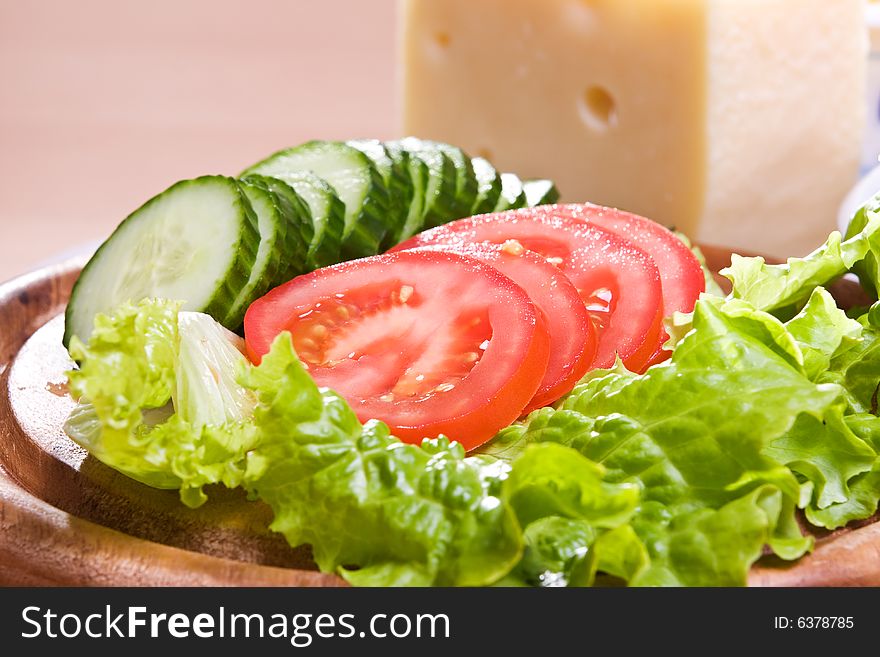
<box><xmin>392</xmin><ymin>209</ymin><xmax>664</xmax><ymax>372</ymax></box>
<box><xmin>551</xmin><ymin>203</ymin><xmax>705</xmax><ymax>366</ymax></box>
<box><xmin>244</xmin><ymin>249</ymin><xmax>550</xmax><ymax>449</ymax></box>
<box><xmin>411</xmin><ymin>242</ymin><xmax>597</xmax><ymax>411</ymax></box>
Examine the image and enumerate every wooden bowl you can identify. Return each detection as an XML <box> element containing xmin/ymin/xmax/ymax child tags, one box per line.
<box><xmin>0</xmin><ymin>248</ymin><xmax>877</xmax><ymax>586</ymax></box>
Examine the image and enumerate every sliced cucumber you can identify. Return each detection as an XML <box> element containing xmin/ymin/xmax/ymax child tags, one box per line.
<box><xmin>523</xmin><ymin>179</ymin><xmax>560</xmax><ymax>207</ymax></box>
<box><xmin>247</xmin><ymin>171</ymin><xmax>344</xmax><ymax>270</ymax></box>
<box><xmin>243</xmin><ymin>141</ymin><xmax>391</xmax><ymax>259</ymax></box>
<box><xmin>390</xmin><ymin>137</ymin><xmax>458</xmax><ymax>230</ymax></box>
<box><xmin>64</xmin><ymin>175</ymin><xmax>260</xmax><ymax>348</ymax></box>
<box><xmin>240</xmin><ymin>174</ymin><xmax>312</xmax><ymax>282</ymax></box>
<box><xmin>384</xmin><ymin>140</ymin><xmax>429</xmax><ymax>246</ymax></box>
<box><xmin>348</xmin><ymin>139</ymin><xmax>413</xmax><ymax>242</ymax></box>
<box><xmin>493</xmin><ymin>173</ymin><xmax>528</xmax><ymax>212</ymax></box>
<box><xmin>223</xmin><ymin>180</ymin><xmax>289</xmax><ymax>329</ymax></box>
<box><xmin>470</xmin><ymin>157</ymin><xmax>502</xmax><ymax>215</ymax></box>
<box><xmin>426</xmin><ymin>141</ymin><xmax>477</xmax><ymax>218</ymax></box>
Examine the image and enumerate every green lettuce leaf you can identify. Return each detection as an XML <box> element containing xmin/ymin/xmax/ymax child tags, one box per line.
<box><xmin>497</xmin><ymin>442</ymin><xmax>641</xmax><ymax>587</ymax></box>
<box><xmin>240</xmin><ymin>340</ymin><xmax>650</xmax><ymax>587</ymax></box>
<box><xmin>240</xmin><ymin>335</ymin><xmax>523</xmax><ymax>586</ymax></box>
<box><xmin>629</xmin><ymin>487</ymin><xmax>792</xmax><ymax>586</ymax></box>
<box><xmin>844</xmin><ymin>192</ymin><xmax>880</xmax><ymax>297</ymax></box>
<box><xmin>65</xmin><ymin>300</ymin><xmax>257</xmax><ymax>505</ymax></box>
<box><xmin>819</xmin><ymin>305</ymin><xmax>880</xmax><ymax>413</ymax></box>
<box><xmin>785</xmin><ymin>288</ymin><xmax>862</xmax><ymax>381</ymax></box>
<box><xmin>65</xmin><ymin>301</ymin><xmax>652</xmax><ymax>588</ymax></box>
<box><xmin>764</xmin><ymin>408</ymin><xmax>875</xmax><ymax>511</ymax></box>
<box><xmin>721</xmin><ymin>210</ymin><xmax>880</xmax><ymax>313</ymax></box>
<box><xmin>512</xmin><ymin>517</ymin><xmax>597</xmax><ymax>587</ymax></box>
<box><xmin>174</xmin><ymin>311</ymin><xmax>256</xmax><ymax>427</ymax></box>
<box><xmin>483</xmin><ymin>293</ymin><xmax>880</xmax><ymax>583</ymax></box>
<box><xmin>802</xmin><ymin>415</ymin><xmax>880</xmax><ymax>529</ymax></box>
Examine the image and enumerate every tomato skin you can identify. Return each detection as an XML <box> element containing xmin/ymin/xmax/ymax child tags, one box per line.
<box><xmin>244</xmin><ymin>250</ymin><xmax>550</xmax><ymax>450</ymax></box>
<box><xmin>551</xmin><ymin>203</ymin><xmax>705</xmax><ymax>366</ymax></box>
<box><xmin>392</xmin><ymin>208</ymin><xmax>664</xmax><ymax>372</ymax></box>
<box><xmin>411</xmin><ymin>242</ymin><xmax>597</xmax><ymax>411</ymax></box>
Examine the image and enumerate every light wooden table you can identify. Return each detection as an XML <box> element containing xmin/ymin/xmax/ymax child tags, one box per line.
<box><xmin>0</xmin><ymin>0</ymin><xmax>396</xmax><ymax>283</ymax></box>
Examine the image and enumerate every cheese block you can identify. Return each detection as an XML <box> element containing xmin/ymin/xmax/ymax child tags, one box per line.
<box><xmin>400</xmin><ymin>0</ymin><xmax>867</xmax><ymax>257</ymax></box>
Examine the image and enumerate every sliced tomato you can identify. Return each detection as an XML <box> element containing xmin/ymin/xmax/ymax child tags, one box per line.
<box><xmin>412</xmin><ymin>242</ymin><xmax>597</xmax><ymax>411</ymax></box>
<box><xmin>244</xmin><ymin>249</ymin><xmax>550</xmax><ymax>449</ymax></box>
<box><xmin>393</xmin><ymin>209</ymin><xmax>664</xmax><ymax>372</ymax></box>
<box><xmin>552</xmin><ymin>203</ymin><xmax>705</xmax><ymax>366</ymax></box>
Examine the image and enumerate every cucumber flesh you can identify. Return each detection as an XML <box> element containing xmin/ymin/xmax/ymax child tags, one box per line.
<box><xmin>396</xmin><ymin>155</ymin><xmax>430</xmax><ymax>244</ymax></box>
<box><xmin>523</xmin><ymin>179</ymin><xmax>560</xmax><ymax>207</ymax></box>
<box><xmin>64</xmin><ymin>175</ymin><xmax>259</xmax><ymax>347</ymax></box>
<box><xmin>224</xmin><ymin>180</ymin><xmax>287</xmax><ymax>328</ymax></box>
<box><xmin>391</xmin><ymin>137</ymin><xmax>458</xmax><ymax>230</ymax></box>
<box><xmin>349</xmin><ymin>138</ymin><xmax>415</xmax><ymax>248</ymax></box>
<box><xmin>247</xmin><ymin>171</ymin><xmax>345</xmax><ymax>270</ymax></box>
<box><xmin>384</xmin><ymin>141</ymin><xmax>428</xmax><ymax>246</ymax></box>
<box><xmin>470</xmin><ymin>157</ymin><xmax>502</xmax><ymax>215</ymax></box>
<box><xmin>239</xmin><ymin>174</ymin><xmax>312</xmax><ymax>282</ymax></box>
<box><xmin>426</xmin><ymin>141</ymin><xmax>477</xmax><ymax>218</ymax></box>
<box><xmin>243</xmin><ymin>141</ymin><xmax>391</xmax><ymax>258</ymax></box>
<box><xmin>493</xmin><ymin>173</ymin><xmax>528</xmax><ymax>212</ymax></box>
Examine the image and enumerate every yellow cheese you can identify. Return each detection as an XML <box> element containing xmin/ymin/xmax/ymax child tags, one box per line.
<box><xmin>400</xmin><ymin>0</ymin><xmax>866</xmax><ymax>257</ymax></box>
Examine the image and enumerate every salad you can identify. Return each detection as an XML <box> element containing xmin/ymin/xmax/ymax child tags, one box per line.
<box><xmin>60</xmin><ymin>137</ymin><xmax>880</xmax><ymax>586</ymax></box>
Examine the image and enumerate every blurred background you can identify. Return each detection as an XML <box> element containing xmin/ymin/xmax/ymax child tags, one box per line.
<box><xmin>0</xmin><ymin>0</ymin><xmax>396</xmax><ymax>282</ymax></box>
<box><xmin>3</xmin><ymin>0</ymin><xmax>879</xmax><ymax>282</ymax></box>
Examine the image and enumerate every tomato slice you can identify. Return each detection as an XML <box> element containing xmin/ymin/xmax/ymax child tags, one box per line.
<box><xmin>244</xmin><ymin>249</ymin><xmax>550</xmax><ymax>449</ymax></box>
<box><xmin>393</xmin><ymin>209</ymin><xmax>664</xmax><ymax>372</ymax></box>
<box><xmin>552</xmin><ymin>204</ymin><xmax>705</xmax><ymax>366</ymax></box>
<box><xmin>412</xmin><ymin>242</ymin><xmax>597</xmax><ymax>411</ymax></box>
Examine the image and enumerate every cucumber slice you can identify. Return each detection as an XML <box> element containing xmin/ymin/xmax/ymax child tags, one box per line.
<box><xmin>64</xmin><ymin>175</ymin><xmax>260</xmax><ymax>348</ymax></box>
<box><xmin>493</xmin><ymin>173</ymin><xmax>528</xmax><ymax>212</ymax></box>
<box><xmin>470</xmin><ymin>157</ymin><xmax>502</xmax><ymax>215</ymax></box>
<box><xmin>243</xmin><ymin>141</ymin><xmax>391</xmax><ymax>259</ymax></box>
<box><xmin>222</xmin><ymin>180</ymin><xmax>289</xmax><ymax>329</ymax></box>
<box><xmin>426</xmin><ymin>140</ymin><xmax>477</xmax><ymax>218</ymax></box>
<box><xmin>348</xmin><ymin>138</ymin><xmax>415</xmax><ymax>248</ymax></box>
<box><xmin>523</xmin><ymin>179</ymin><xmax>560</xmax><ymax>207</ymax></box>
<box><xmin>389</xmin><ymin>137</ymin><xmax>458</xmax><ymax>230</ymax></box>
<box><xmin>252</xmin><ymin>171</ymin><xmax>345</xmax><ymax>270</ymax></box>
<box><xmin>240</xmin><ymin>174</ymin><xmax>312</xmax><ymax>282</ymax></box>
<box><xmin>384</xmin><ymin>141</ymin><xmax>429</xmax><ymax>246</ymax></box>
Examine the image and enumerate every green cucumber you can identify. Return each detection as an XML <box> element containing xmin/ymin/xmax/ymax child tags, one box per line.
<box><xmin>390</xmin><ymin>137</ymin><xmax>458</xmax><ymax>229</ymax></box>
<box><xmin>243</xmin><ymin>141</ymin><xmax>391</xmax><ymax>259</ymax></box>
<box><xmin>384</xmin><ymin>140</ymin><xmax>429</xmax><ymax>246</ymax></box>
<box><xmin>64</xmin><ymin>175</ymin><xmax>259</xmax><ymax>348</ymax></box>
<box><xmin>348</xmin><ymin>139</ymin><xmax>414</xmax><ymax>242</ymax></box>
<box><xmin>249</xmin><ymin>171</ymin><xmax>345</xmax><ymax>270</ymax></box>
<box><xmin>240</xmin><ymin>174</ymin><xmax>312</xmax><ymax>282</ymax></box>
<box><xmin>424</xmin><ymin>141</ymin><xmax>477</xmax><ymax>218</ymax></box>
<box><xmin>523</xmin><ymin>179</ymin><xmax>560</xmax><ymax>207</ymax></box>
<box><xmin>493</xmin><ymin>173</ymin><xmax>528</xmax><ymax>211</ymax></box>
<box><xmin>224</xmin><ymin>180</ymin><xmax>289</xmax><ymax>328</ymax></box>
<box><xmin>470</xmin><ymin>157</ymin><xmax>502</xmax><ymax>215</ymax></box>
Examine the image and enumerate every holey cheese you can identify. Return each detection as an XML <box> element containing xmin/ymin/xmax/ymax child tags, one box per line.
<box><xmin>400</xmin><ymin>0</ymin><xmax>867</xmax><ymax>256</ymax></box>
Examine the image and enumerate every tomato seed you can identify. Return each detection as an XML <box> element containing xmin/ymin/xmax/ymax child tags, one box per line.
<box><xmin>501</xmin><ymin>239</ymin><xmax>525</xmax><ymax>256</ymax></box>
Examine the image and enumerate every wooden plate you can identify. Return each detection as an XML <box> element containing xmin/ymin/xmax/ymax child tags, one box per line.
<box><xmin>0</xmin><ymin>249</ymin><xmax>878</xmax><ymax>586</ymax></box>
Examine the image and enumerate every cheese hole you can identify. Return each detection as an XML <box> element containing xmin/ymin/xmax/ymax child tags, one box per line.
<box><xmin>578</xmin><ymin>85</ymin><xmax>617</xmax><ymax>132</ymax></box>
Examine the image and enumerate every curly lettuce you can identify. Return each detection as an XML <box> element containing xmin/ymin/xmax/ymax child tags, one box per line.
<box><xmin>64</xmin><ymin>300</ymin><xmax>643</xmax><ymax>587</ymax></box>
